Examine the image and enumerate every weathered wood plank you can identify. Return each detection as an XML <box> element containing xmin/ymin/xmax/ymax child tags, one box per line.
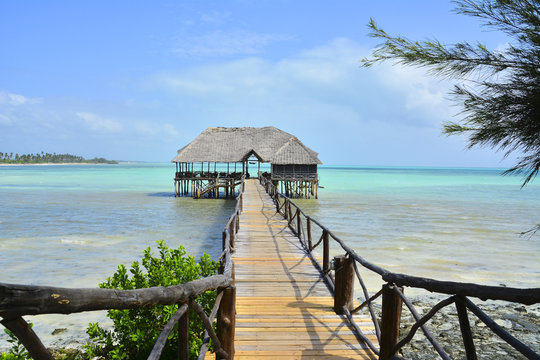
<box><xmin>233</xmin><ymin>180</ymin><xmax>377</xmax><ymax>359</ymax></box>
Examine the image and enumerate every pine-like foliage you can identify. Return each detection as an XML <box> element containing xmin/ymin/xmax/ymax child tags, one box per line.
<box><xmin>362</xmin><ymin>0</ymin><xmax>540</xmax><ymax>185</ymax></box>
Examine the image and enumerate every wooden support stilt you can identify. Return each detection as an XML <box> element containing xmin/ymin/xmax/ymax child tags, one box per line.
<box><xmin>333</xmin><ymin>255</ymin><xmax>354</xmax><ymax>314</ymax></box>
<box><xmin>1</xmin><ymin>317</ymin><xmax>53</xmax><ymax>360</ymax></box>
<box><xmin>178</xmin><ymin>307</ymin><xmax>189</xmax><ymax>360</ymax></box>
<box><xmin>296</xmin><ymin>208</ymin><xmax>302</xmax><ymax>238</ymax></box>
<box><xmin>307</xmin><ymin>217</ymin><xmax>312</xmax><ymax>251</ymax></box>
<box><xmin>323</xmin><ymin>230</ymin><xmax>330</xmax><ymax>273</ymax></box>
<box><xmin>217</xmin><ymin>285</ymin><xmax>236</xmax><ymax>360</ymax></box>
<box><xmin>379</xmin><ymin>284</ymin><xmax>403</xmax><ymax>360</ymax></box>
<box><xmin>456</xmin><ymin>298</ymin><xmax>478</xmax><ymax>360</ymax></box>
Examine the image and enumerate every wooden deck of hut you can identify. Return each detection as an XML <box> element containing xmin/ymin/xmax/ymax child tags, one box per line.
<box><xmin>231</xmin><ymin>179</ymin><xmax>378</xmax><ymax>359</ymax></box>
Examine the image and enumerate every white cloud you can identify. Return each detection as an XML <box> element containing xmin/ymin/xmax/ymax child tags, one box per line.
<box><xmin>157</xmin><ymin>38</ymin><xmax>366</xmax><ymax>97</ymax></box>
<box><xmin>163</xmin><ymin>123</ymin><xmax>179</xmax><ymax>136</ymax></box>
<box><xmin>149</xmin><ymin>36</ymin><xmax>460</xmax><ymax>156</ymax></box>
<box><xmin>172</xmin><ymin>30</ymin><xmax>289</xmax><ymax>58</ymax></box>
<box><xmin>199</xmin><ymin>11</ymin><xmax>232</xmax><ymax>24</ymax></box>
<box><xmin>374</xmin><ymin>63</ymin><xmax>454</xmax><ymax>123</ymax></box>
<box><xmin>134</xmin><ymin>121</ymin><xmax>179</xmax><ymax>137</ymax></box>
<box><xmin>76</xmin><ymin>112</ymin><xmax>123</xmax><ymax>133</ymax></box>
<box><xmin>0</xmin><ymin>91</ymin><xmax>42</xmax><ymax>106</ymax></box>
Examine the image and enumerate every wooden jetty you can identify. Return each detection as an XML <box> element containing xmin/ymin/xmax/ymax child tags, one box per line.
<box><xmin>232</xmin><ymin>179</ymin><xmax>378</xmax><ymax>359</ymax></box>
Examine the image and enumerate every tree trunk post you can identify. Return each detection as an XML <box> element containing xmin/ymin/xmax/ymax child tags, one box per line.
<box><xmin>178</xmin><ymin>307</ymin><xmax>189</xmax><ymax>360</ymax></box>
<box><xmin>217</xmin><ymin>286</ymin><xmax>236</xmax><ymax>359</ymax></box>
<box><xmin>456</xmin><ymin>298</ymin><xmax>478</xmax><ymax>360</ymax></box>
<box><xmin>296</xmin><ymin>208</ymin><xmax>302</xmax><ymax>238</ymax></box>
<box><xmin>307</xmin><ymin>217</ymin><xmax>312</xmax><ymax>251</ymax></box>
<box><xmin>333</xmin><ymin>255</ymin><xmax>354</xmax><ymax>314</ymax></box>
<box><xmin>229</xmin><ymin>220</ymin><xmax>235</xmax><ymax>249</ymax></box>
<box><xmin>0</xmin><ymin>317</ymin><xmax>53</xmax><ymax>360</ymax></box>
<box><xmin>284</xmin><ymin>198</ymin><xmax>289</xmax><ymax>223</ymax></box>
<box><xmin>322</xmin><ymin>230</ymin><xmax>330</xmax><ymax>273</ymax></box>
<box><xmin>379</xmin><ymin>284</ymin><xmax>403</xmax><ymax>360</ymax></box>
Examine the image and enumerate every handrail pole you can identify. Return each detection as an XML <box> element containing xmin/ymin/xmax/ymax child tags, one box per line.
<box><xmin>322</xmin><ymin>230</ymin><xmax>330</xmax><ymax>273</ymax></box>
<box><xmin>178</xmin><ymin>306</ymin><xmax>189</xmax><ymax>360</ymax></box>
<box><xmin>285</xmin><ymin>198</ymin><xmax>290</xmax><ymax>222</ymax></box>
<box><xmin>222</xmin><ymin>231</ymin><xmax>227</xmax><ymax>252</ymax></box>
<box><xmin>288</xmin><ymin>200</ymin><xmax>293</xmax><ymax>225</ymax></box>
<box><xmin>455</xmin><ymin>297</ymin><xmax>478</xmax><ymax>360</ymax></box>
<box><xmin>296</xmin><ymin>208</ymin><xmax>302</xmax><ymax>239</ymax></box>
<box><xmin>333</xmin><ymin>255</ymin><xmax>354</xmax><ymax>314</ymax></box>
<box><xmin>352</xmin><ymin>260</ymin><xmax>382</xmax><ymax>340</ymax></box>
<box><xmin>229</xmin><ymin>220</ymin><xmax>235</xmax><ymax>250</ymax></box>
<box><xmin>217</xmin><ymin>285</ymin><xmax>236</xmax><ymax>360</ymax></box>
<box><xmin>0</xmin><ymin>317</ymin><xmax>53</xmax><ymax>360</ymax></box>
<box><xmin>307</xmin><ymin>217</ymin><xmax>312</xmax><ymax>251</ymax></box>
<box><xmin>379</xmin><ymin>283</ymin><xmax>403</xmax><ymax>360</ymax></box>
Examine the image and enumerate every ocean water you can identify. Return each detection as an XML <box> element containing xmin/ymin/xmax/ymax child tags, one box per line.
<box><xmin>0</xmin><ymin>163</ymin><xmax>539</xmax><ymax>348</ymax></box>
<box><xmin>296</xmin><ymin>166</ymin><xmax>540</xmax><ymax>291</ymax></box>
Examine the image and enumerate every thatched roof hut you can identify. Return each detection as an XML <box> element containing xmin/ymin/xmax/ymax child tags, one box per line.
<box><xmin>172</xmin><ymin>127</ymin><xmax>321</xmax><ymax>198</ymax></box>
<box><xmin>171</xmin><ymin>126</ymin><xmax>321</xmax><ymax>165</ymax></box>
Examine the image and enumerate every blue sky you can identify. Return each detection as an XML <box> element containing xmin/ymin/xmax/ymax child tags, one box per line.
<box><xmin>0</xmin><ymin>1</ymin><xmax>518</xmax><ymax>166</ymax></box>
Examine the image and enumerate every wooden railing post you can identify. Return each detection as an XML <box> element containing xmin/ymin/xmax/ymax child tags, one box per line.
<box><xmin>0</xmin><ymin>317</ymin><xmax>53</xmax><ymax>360</ymax></box>
<box><xmin>296</xmin><ymin>208</ymin><xmax>302</xmax><ymax>239</ymax></box>
<box><xmin>333</xmin><ymin>255</ymin><xmax>354</xmax><ymax>314</ymax></box>
<box><xmin>217</xmin><ymin>286</ymin><xmax>236</xmax><ymax>359</ymax></box>
<box><xmin>288</xmin><ymin>201</ymin><xmax>292</xmax><ymax>224</ymax></box>
<box><xmin>307</xmin><ymin>217</ymin><xmax>312</xmax><ymax>251</ymax></box>
<box><xmin>229</xmin><ymin>220</ymin><xmax>235</xmax><ymax>249</ymax></box>
<box><xmin>322</xmin><ymin>230</ymin><xmax>330</xmax><ymax>273</ymax></box>
<box><xmin>456</xmin><ymin>298</ymin><xmax>478</xmax><ymax>360</ymax></box>
<box><xmin>178</xmin><ymin>306</ymin><xmax>189</xmax><ymax>360</ymax></box>
<box><xmin>222</xmin><ymin>231</ymin><xmax>227</xmax><ymax>252</ymax></box>
<box><xmin>379</xmin><ymin>284</ymin><xmax>403</xmax><ymax>360</ymax></box>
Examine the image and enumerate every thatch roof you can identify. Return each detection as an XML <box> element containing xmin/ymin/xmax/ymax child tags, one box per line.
<box><xmin>172</xmin><ymin>127</ymin><xmax>322</xmax><ymax>165</ymax></box>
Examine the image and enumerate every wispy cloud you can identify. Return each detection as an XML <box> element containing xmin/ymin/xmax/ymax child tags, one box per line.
<box><xmin>375</xmin><ymin>63</ymin><xmax>453</xmax><ymax>123</ymax></box>
<box><xmin>172</xmin><ymin>30</ymin><xmax>289</xmax><ymax>58</ymax></box>
<box><xmin>134</xmin><ymin>121</ymin><xmax>179</xmax><ymax>137</ymax></box>
<box><xmin>0</xmin><ymin>91</ymin><xmax>42</xmax><ymax>106</ymax></box>
<box><xmin>76</xmin><ymin>112</ymin><xmax>123</xmax><ymax>133</ymax></box>
<box><xmin>158</xmin><ymin>38</ymin><xmax>364</xmax><ymax>95</ymax></box>
<box><xmin>198</xmin><ymin>11</ymin><xmax>232</xmax><ymax>24</ymax></box>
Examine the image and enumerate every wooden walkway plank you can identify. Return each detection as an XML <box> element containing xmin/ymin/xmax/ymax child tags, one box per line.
<box><xmin>232</xmin><ymin>179</ymin><xmax>378</xmax><ymax>359</ymax></box>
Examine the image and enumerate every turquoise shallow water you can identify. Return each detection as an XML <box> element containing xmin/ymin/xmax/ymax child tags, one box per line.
<box><xmin>0</xmin><ymin>163</ymin><xmax>539</xmax><ymax>347</ymax></box>
<box><xmin>297</xmin><ymin>166</ymin><xmax>540</xmax><ymax>289</ymax></box>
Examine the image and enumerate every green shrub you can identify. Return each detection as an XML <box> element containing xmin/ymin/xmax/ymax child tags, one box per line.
<box><xmin>85</xmin><ymin>241</ymin><xmax>219</xmax><ymax>360</ymax></box>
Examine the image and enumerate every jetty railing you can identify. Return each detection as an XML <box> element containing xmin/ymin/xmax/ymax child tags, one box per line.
<box><xmin>0</xmin><ymin>177</ymin><xmax>245</xmax><ymax>360</ymax></box>
<box><xmin>259</xmin><ymin>174</ymin><xmax>540</xmax><ymax>360</ymax></box>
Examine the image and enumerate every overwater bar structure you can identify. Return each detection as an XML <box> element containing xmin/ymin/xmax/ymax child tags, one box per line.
<box><xmin>172</xmin><ymin>126</ymin><xmax>322</xmax><ymax>198</ymax></box>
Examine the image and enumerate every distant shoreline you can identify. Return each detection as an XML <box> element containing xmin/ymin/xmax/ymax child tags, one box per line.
<box><xmin>0</xmin><ymin>162</ymin><xmax>118</xmax><ymax>166</ymax></box>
